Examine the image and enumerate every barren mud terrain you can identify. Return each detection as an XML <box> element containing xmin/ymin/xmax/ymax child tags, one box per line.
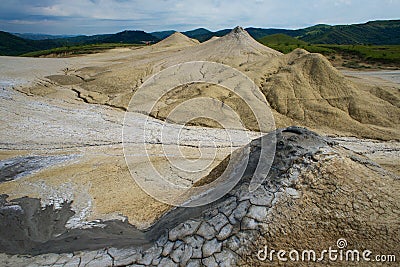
<box><xmin>0</xmin><ymin>27</ymin><xmax>399</xmax><ymax>266</ymax></box>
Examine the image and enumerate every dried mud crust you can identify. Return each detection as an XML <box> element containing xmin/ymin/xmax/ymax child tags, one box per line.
<box><xmin>0</xmin><ymin>126</ymin><xmax>327</xmax><ymax>256</ymax></box>
<box><xmin>2</xmin><ymin>127</ymin><xmax>398</xmax><ymax>266</ymax></box>
<box><xmin>247</xmin><ymin>151</ymin><xmax>400</xmax><ymax>266</ymax></box>
<box><xmin>11</xmin><ymin>28</ymin><xmax>399</xmax><ymax>140</ymax></box>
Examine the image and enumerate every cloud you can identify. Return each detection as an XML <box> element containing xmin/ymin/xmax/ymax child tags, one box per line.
<box><xmin>0</xmin><ymin>0</ymin><xmax>399</xmax><ymax>34</ymax></box>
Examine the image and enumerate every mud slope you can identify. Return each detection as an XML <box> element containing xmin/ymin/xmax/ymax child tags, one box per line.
<box><xmin>1</xmin><ymin>127</ymin><xmax>398</xmax><ymax>266</ymax></box>
<box><xmin>260</xmin><ymin>49</ymin><xmax>400</xmax><ymax>139</ymax></box>
<box><xmin>160</xmin><ymin>26</ymin><xmax>282</xmax><ymax>68</ymax></box>
<box><xmin>6</xmin><ymin>27</ymin><xmax>399</xmax><ymax>140</ymax></box>
<box><xmin>203</xmin><ymin>36</ymin><xmax>220</xmax><ymax>43</ymax></box>
<box><xmin>152</xmin><ymin>32</ymin><xmax>200</xmax><ymax>50</ymax></box>
<box><xmin>132</xmin><ymin>27</ymin><xmax>281</xmax><ymax>131</ymax></box>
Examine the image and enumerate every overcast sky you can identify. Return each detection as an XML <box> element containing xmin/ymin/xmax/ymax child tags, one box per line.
<box><xmin>0</xmin><ymin>0</ymin><xmax>399</xmax><ymax>35</ymax></box>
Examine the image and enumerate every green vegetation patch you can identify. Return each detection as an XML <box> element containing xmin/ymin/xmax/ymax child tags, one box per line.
<box><xmin>258</xmin><ymin>34</ymin><xmax>400</xmax><ymax>65</ymax></box>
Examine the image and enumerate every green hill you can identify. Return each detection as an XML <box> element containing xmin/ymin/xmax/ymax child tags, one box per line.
<box><xmin>257</xmin><ymin>33</ymin><xmax>400</xmax><ymax>66</ymax></box>
<box><xmin>98</xmin><ymin>30</ymin><xmax>157</xmax><ymax>44</ymax></box>
<box><xmin>184</xmin><ymin>28</ymin><xmax>231</xmax><ymax>42</ymax></box>
<box><xmin>258</xmin><ymin>33</ymin><xmax>307</xmax><ymax>45</ymax></box>
<box><xmin>0</xmin><ymin>31</ymin><xmax>37</xmax><ymax>56</ymax></box>
<box><xmin>0</xmin><ymin>30</ymin><xmax>158</xmax><ymax>56</ymax></box>
<box><xmin>183</xmin><ymin>28</ymin><xmax>212</xmax><ymax>38</ymax></box>
<box><xmin>0</xmin><ymin>31</ymin><xmax>61</xmax><ymax>56</ymax></box>
<box><xmin>185</xmin><ymin>20</ymin><xmax>400</xmax><ymax>44</ymax></box>
<box><xmin>13</xmin><ymin>33</ymin><xmax>77</xmax><ymax>40</ymax></box>
<box><xmin>179</xmin><ymin>20</ymin><xmax>400</xmax><ymax>44</ymax></box>
<box><xmin>1</xmin><ymin>20</ymin><xmax>399</xmax><ymax>56</ymax></box>
<box><xmin>257</xmin><ymin>34</ymin><xmax>330</xmax><ymax>54</ymax></box>
<box><xmin>150</xmin><ymin>30</ymin><xmax>175</xmax><ymax>40</ymax></box>
<box><xmin>298</xmin><ymin>20</ymin><xmax>400</xmax><ymax>44</ymax></box>
<box><xmin>245</xmin><ymin>28</ymin><xmax>294</xmax><ymax>39</ymax></box>
<box><xmin>254</xmin><ymin>20</ymin><xmax>400</xmax><ymax>45</ymax></box>
<box><xmin>54</xmin><ymin>30</ymin><xmax>158</xmax><ymax>46</ymax></box>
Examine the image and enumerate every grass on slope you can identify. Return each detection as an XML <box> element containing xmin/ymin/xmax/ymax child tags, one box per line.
<box><xmin>319</xmin><ymin>44</ymin><xmax>400</xmax><ymax>62</ymax></box>
<box><xmin>258</xmin><ymin>34</ymin><xmax>400</xmax><ymax>66</ymax></box>
<box><xmin>299</xmin><ymin>20</ymin><xmax>400</xmax><ymax>45</ymax></box>
<box><xmin>0</xmin><ymin>31</ymin><xmax>40</xmax><ymax>56</ymax></box>
<box><xmin>258</xmin><ymin>33</ymin><xmax>307</xmax><ymax>45</ymax></box>
<box><xmin>21</xmin><ymin>43</ymin><xmax>143</xmax><ymax>57</ymax></box>
<box><xmin>258</xmin><ymin>34</ymin><xmax>335</xmax><ymax>54</ymax></box>
<box><xmin>249</xmin><ymin>20</ymin><xmax>400</xmax><ymax>45</ymax></box>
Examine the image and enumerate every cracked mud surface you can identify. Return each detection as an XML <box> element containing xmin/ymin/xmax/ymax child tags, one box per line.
<box><xmin>0</xmin><ymin>85</ymin><xmax>261</xmax><ymax>230</ymax></box>
<box><xmin>0</xmin><ymin>27</ymin><xmax>399</xmax><ymax>266</ymax></box>
<box><xmin>1</xmin><ymin>127</ymin><xmax>399</xmax><ymax>266</ymax></box>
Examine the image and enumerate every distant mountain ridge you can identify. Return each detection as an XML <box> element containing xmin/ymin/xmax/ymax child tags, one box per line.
<box><xmin>176</xmin><ymin>20</ymin><xmax>400</xmax><ymax>44</ymax></box>
<box><xmin>149</xmin><ymin>30</ymin><xmax>175</xmax><ymax>40</ymax></box>
<box><xmin>0</xmin><ymin>30</ymin><xmax>158</xmax><ymax>56</ymax></box>
<box><xmin>258</xmin><ymin>33</ymin><xmax>307</xmax><ymax>45</ymax></box>
<box><xmin>13</xmin><ymin>33</ymin><xmax>78</xmax><ymax>40</ymax></box>
<box><xmin>0</xmin><ymin>20</ymin><xmax>399</xmax><ymax>56</ymax></box>
<box><xmin>292</xmin><ymin>20</ymin><xmax>400</xmax><ymax>44</ymax></box>
<box><xmin>150</xmin><ymin>28</ymin><xmax>229</xmax><ymax>42</ymax></box>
